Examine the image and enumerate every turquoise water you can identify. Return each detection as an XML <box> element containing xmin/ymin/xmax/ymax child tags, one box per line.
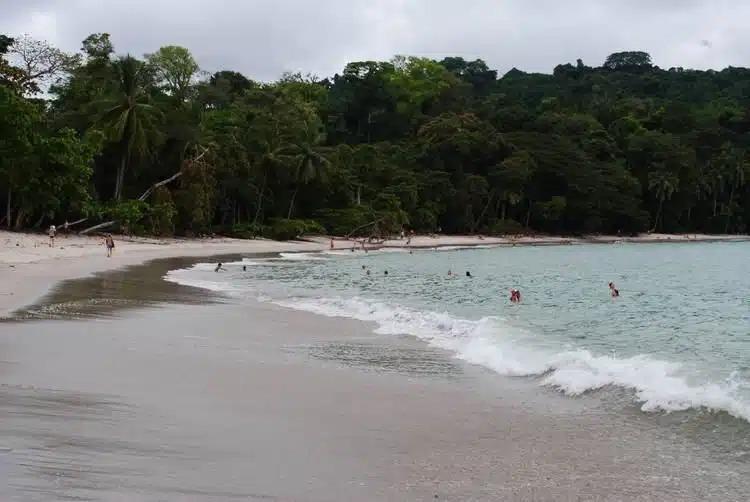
<box><xmin>166</xmin><ymin>242</ymin><xmax>750</xmax><ymax>424</ymax></box>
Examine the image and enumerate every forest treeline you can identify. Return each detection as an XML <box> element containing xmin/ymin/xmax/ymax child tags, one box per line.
<box><xmin>1</xmin><ymin>33</ymin><xmax>749</xmax><ymax>239</ymax></box>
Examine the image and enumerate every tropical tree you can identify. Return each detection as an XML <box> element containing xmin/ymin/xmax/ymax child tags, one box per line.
<box><xmin>93</xmin><ymin>55</ymin><xmax>162</xmax><ymax>200</ymax></box>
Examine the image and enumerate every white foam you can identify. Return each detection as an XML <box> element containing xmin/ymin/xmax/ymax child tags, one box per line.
<box><xmin>431</xmin><ymin>244</ymin><xmax>499</xmax><ymax>252</ymax></box>
<box><xmin>277</xmin><ymin>295</ymin><xmax>750</xmax><ymax>422</ymax></box>
<box><xmin>322</xmin><ymin>250</ymin><xmax>357</xmax><ymax>256</ymax></box>
<box><xmin>278</xmin><ymin>252</ymin><xmax>326</xmax><ymax>261</ymax></box>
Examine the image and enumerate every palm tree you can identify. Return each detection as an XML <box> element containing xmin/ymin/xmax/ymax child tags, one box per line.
<box><xmin>648</xmin><ymin>166</ymin><xmax>678</xmax><ymax>232</ymax></box>
<box><xmin>283</xmin><ymin>120</ymin><xmax>330</xmax><ymax>219</ymax></box>
<box><xmin>94</xmin><ymin>55</ymin><xmax>162</xmax><ymax>201</ymax></box>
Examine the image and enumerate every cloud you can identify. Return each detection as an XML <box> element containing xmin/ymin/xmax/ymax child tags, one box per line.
<box><xmin>0</xmin><ymin>0</ymin><xmax>747</xmax><ymax>81</ymax></box>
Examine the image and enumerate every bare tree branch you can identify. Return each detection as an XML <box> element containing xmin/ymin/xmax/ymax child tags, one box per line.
<box><xmin>8</xmin><ymin>34</ymin><xmax>80</xmax><ymax>94</ymax></box>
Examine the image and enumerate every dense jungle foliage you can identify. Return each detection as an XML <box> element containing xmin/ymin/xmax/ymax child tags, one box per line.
<box><xmin>1</xmin><ymin>33</ymin><xmax>749</xmax><ymax>239</ymax></box>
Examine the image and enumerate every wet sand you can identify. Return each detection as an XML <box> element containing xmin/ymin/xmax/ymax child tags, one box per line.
<box><xmin>1</xmin><ymin>263</ymin><xmax>750</xmax><ymax>501</ymax></box>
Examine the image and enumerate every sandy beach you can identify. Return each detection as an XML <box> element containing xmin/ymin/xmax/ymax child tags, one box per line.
<box><xmin>0</xmin><ymin>230</ymin><xmax>328</xmax><ymax>319</ymax></box>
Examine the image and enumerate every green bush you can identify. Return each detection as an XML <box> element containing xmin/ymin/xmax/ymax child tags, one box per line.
<box><xmin>148</xmin><ymin>187</ymin><xmax>177</xmax><ymax>235</ymax></box>
<box><xmin>265</xmin><ymin>218</ymin><xmax>325</xmax><ymax>240</ymax></box>
<box><xmin>226</xmin><ymin>222</ymin><xmax>264</xmax><ymax>239</ymax></box>
<box><xmin>487</xmin><ymin>218</ymin><xmax>525</xmax><ymax>235</ymax></box>
<box><xmin>106</xmin><ymin>199</ymin><xmax>150</xmax><ymax>235</ymax></box>
<box><xmin>316</xmin><ymin>207</ymin><xmax>373</xmax><ymax>236</ymax></box>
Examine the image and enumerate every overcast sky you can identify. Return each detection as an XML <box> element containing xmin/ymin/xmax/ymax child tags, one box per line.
<box><xmin>0</xmin><ymin>0</ymin><xmax>744</xmax><ymax>81</ymax></box>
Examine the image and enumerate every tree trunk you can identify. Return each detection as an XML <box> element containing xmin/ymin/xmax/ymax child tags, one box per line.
<box><xmin>500</xmin><ymin>201</ymin><xmax>507</xmax><ymax>223</ymax></box>
<box><xmin>253</xmin><ymin>168</ymin><xmax>267</xmax><ymax>225</ymax></box>
<box><xmin>13</xmin><ymin>208</ymin><xmax>25</xmax><ymax>230</ymax></box>
<box><xmin>356</xmin><ymin>184</ymin><xmax>361</xmax><ymax>205</ymax></box>
<box><xmin>287</xmin><ymin>185</ymin><xmax>300</xmax><ymax>219</ymax></box>
<box><xmin>712</xmin><ymin>193</ymin><xmax>717</xmax><ymax>217</ymax></box>
<box><xmin>471</xmin><ymin>193</ymin><xmax>494</xmax><ymax>233</ymax></box>
<box><xmin>651</xmin><ymin>198</ymin><xmax>664</xmax><ymax>233</ymax></box>
<box><xmin>6</xmin><ymin>186</ymin><xmax>11</xmax><ymax>229</ymax></box>
<box><xmin>724</xmin><ymin>184</ymin><xmax>736</xmax><ymax>233</ymax></box>
<box><xmin>115</xmin><ymin>154</ymin><xmax>126</xmax><ymax>201</ymax></box>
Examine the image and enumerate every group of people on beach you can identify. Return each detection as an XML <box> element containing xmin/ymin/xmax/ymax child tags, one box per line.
<box><xmin>46</xmin><ymin>223</ymin><xmax>115</xmax><ymax>257</ymax></box>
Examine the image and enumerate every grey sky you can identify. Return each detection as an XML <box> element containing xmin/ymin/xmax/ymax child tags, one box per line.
<box><xmin>0</xmin><ymin>0</ymin><xmax>745</xmax><ymax>81</ymax></box>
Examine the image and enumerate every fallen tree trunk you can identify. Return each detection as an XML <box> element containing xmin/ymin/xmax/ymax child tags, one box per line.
<box><xmin>138</xmin><ymin>171</ymin><xmax>183</xmax><ymax>201</ymax></box>
<box><xmin>56</xmin><ymin>217</ymin><xmax>88</xmax><ymax>229</ymax></box>
<box><xmin>344</xmin><ymin>216</ymin><xmax>386</xmax><ymax>239</ymax></box>
<box><xmin>80</xmin><ymin>220</ymin><xmax>116</xmax><ymax>234</ymax></box>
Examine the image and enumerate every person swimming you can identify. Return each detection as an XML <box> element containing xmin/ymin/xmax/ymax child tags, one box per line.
<box><xmin>465</xmin><ymin>271</ymin><xmax>472</xmax><ymax>277</ymax></box>
<box><xmin>215</xmin><ymin>263</ymin><xmax>223</xmax><ymax>272</ymax></box>
<box><xmin>608</xmin><ymin>282</ymin><xmax>620</xmax><ymax>297</ymax></box>
<box><xmin>242</xmin><ymin>265</ymin><xmax>247</xmax><ymax>271</ymax></box>
<box><xmin>510</xmin><ymin>289</ymin><xmax>521</xmax><ymax>302</ymax></box>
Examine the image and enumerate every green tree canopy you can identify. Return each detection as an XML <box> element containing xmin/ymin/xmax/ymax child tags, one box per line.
<box><xmin>1</xmin><ymin>36</ymin><xmax>750</xmax><ymax>238</ymax></box>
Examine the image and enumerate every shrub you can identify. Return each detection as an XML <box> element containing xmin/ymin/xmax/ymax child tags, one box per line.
<box><xmin>265</xmin><ymin>218</ymin><xmax>325</xmax><ymax>240</ymax></box>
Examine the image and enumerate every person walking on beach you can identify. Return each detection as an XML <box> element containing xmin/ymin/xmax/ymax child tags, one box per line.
<box><xmin>104</xmin><ymin>234</ymin><xmax>115</xmax><ymax>257</ymax></box>
<box><xmin>48</xmin><ymin>224</ymin><xmax>56</xmax><ymax>247</ymax></box>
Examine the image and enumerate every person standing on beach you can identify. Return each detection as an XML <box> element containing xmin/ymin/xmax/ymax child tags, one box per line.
<box><xmin>48</xmin><ymin>224</ymin><xmax>56</xmax><ymax>247</ymax></box>
<box><xmin>104</xmin><ymin>234</ymin><xmax>115</xmax><ymax>257</ymax></box>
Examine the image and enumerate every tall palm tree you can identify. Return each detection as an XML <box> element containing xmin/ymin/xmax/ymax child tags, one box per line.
<box><xmin>648</xmin><ymin>166</ymin><xmax>678</xmax><ymax>232</ymax></box>
<box><xmin>283</xmin><ymin>120</ymin><xmax>330</xmax><ymax>219</ymax></box>
<box><xmin>94</xmin><ymin>55</ymin><xmax>162</xmax><ymax>201</ymax></box>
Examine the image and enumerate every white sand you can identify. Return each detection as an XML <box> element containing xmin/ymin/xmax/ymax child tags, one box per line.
<box><xmin>2</xmin><ymin>229</ymin><xmax>747</xmax><ymax>318</ymax></box>
<box><xmin>0</xmin><ymin>231</ymin><xmax>327</xmax><ymax>318</ymax></box>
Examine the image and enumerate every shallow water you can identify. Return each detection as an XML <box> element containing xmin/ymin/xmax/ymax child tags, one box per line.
<box><xmin>166</xmin><ymin>242</ymin><xmax>750</xmax><ymax>432</ymax></box>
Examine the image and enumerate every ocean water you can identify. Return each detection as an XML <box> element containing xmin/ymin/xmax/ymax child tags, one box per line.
<box><xmin>165</xmin><ymin>242</ymin><xmax>750</xmax><ymax>429</ymax></box>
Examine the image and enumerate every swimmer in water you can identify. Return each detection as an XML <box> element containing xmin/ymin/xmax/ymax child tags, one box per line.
<box><xmin>242</xmin><ymin>265</ymin><xmax>247</xmax><ymax>271</ymax></box>
<box><xmin>215</xmin><ymin>263</ymin><xmax>223</xmax><ymax>272</ymax></box>
<box><xmin>465</xmin><ymin>271</ymin><xmax>472</xmax><ymax>277</ymax></box>
<box><xmin>608</xmin><ymin>282</ymin><xmax>620</xmax><ymax>297</ymax></box>
<box><xmin>510</xmin><ymin>289</ymin><xmax>521</xmax><ymax>302</ymax></box>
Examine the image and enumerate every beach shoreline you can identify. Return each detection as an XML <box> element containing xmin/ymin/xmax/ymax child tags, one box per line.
<box><xmin>2</xmin><ymin>229</ymin><xmax>748</xmax><ymax>318</ymax></box>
